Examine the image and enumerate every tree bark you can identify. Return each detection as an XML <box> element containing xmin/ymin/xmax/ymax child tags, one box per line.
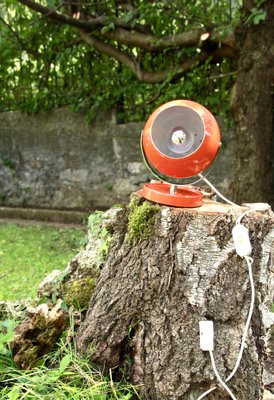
<box><xmin>232</xmin><ymin>0</ymin><xmax>274</xmax><ymax>206</ymax></box>
<box><xmin>77</xmin><ymin>198</ymin><xmax>274</xmax><ymax>400</ymax></box>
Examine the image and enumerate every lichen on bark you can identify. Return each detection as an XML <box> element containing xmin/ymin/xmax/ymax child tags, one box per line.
<box><xmin>37</xmin><ymin>207</ymin><xmax>122</xmax><ymax>305</ymax></box>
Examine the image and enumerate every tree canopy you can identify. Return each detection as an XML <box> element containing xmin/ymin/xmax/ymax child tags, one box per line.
<box><xmin>0</xmin><ymin>0</ymin><xmax>244</xmax><ymax>121</ymax></box>
<box><xmin>0</xmin><ymin>0</ymin><xmax>273</xmax><ymax>204</ymax></box>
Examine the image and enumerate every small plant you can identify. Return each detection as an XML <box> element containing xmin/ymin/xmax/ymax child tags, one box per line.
<box><xmin>111</xmin><ymin>203</ymin><xmax>125</xmax><ymax>210</ymax></box>
<box><xmin>87</xmin><ymin>211</ymin><xmax>113</xmax><ymax>264</ymax></box>
<box><xmin>245</xmin><ymin>0</ymin><xmax>267</xmax><ymax>25</ymax></box>
<box><xmin>0</xmin><ymin>319</ymin><xmax>17</xmax><ymax>355</ymax></box>
<box><xmin>0</xmin><ymin>311</ymin><xmax>139</xmax><ymax>400</ymax></box>
<box><xmin>1</xmin><ymin>158</ymin><xmax>16</xmax><ymax>177</ymax></box>
<box><xmin>127</xmin><ymin>197</ymin><xmax>160</xmax><ymax>243</ymax></box>
<box><xmin>105</xmin><ymin>183</ymin><xmax>113</xmax><ymax>192</ymax></box>
<box><xmin>88</xmin><ymin>211</ymin><xmax>105</xmax><ymax>235</ymax></box>
<box><xmin>0</xmin><ymin>318</ymin><xmax>18</xmax><ymax>379</ymax></box>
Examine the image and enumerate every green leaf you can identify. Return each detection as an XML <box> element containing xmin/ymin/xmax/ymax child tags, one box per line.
<box><xmin>93</xmin><ymin>395</ymin><xmax>107</xmax><ymax>400</ymax></box>
<box><xmin>119</xmin><ymin>394</ymin><xmax>132</xmax><ymax>400</ymax></box>
<box><xmin>101</xmin><ymin>227</ymin><xmax>109</xmax><ymax>238</ymax></box>
<box><xmin>7</xmin><ymin>385</ymin><xmax>21</xmax><ymax>400</ymax></box>
<box><xmin>46</xmin><ymin>0</ymin><xmax>57</xmax><ymax>7</ymax></box>
<box><xmin>122</xmin><ymin>11</ymin><xmax>134</xmax><ymax>23</ymax></box>
<box><xmin>99</xmin><ymin>242</ymin><xmax>109</xmax><ymax>254</ymax></box>
<box><xmin>58</xmin><ymin>354</ymin><xmax>71</xmax><ymax>374</ymax></box>
<box><xmin>253</xmin><ymin>10</ymin><xmax>266</xmax><ymax>24</ymax></box>
<box><xmin>100</xmin><ymin>22</ymin><xmax>115</xmax><ymax>34</ymax></box>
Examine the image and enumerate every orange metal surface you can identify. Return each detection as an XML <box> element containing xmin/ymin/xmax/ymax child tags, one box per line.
<box><xmin>142</xmin><ymin>99</ymin><xmax>221</xmax><ymax>179</ymax></box>
<box><xmin>140</xmin><ymin>183</ymin><xmax>203</xmax><ymax>207</ymax></box>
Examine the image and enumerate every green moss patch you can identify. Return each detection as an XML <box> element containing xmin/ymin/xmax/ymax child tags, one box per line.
<box><xmin>126</xmin><ymin>197</ymin><xmax>160</xmax><ymax>243</ymax></box>
<box><xmin>62</xmin><ymin>278</ymin><xmax>96</xmax><ymax>309</ymax></box>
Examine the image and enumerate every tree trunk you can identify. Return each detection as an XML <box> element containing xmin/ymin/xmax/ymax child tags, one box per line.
<box><xmin>232</xmin><ymin>0</ymin><xmax>274</xmax><ymax>206</ymax></box>
<box><xmin>77</xmin><ymin>198</ymin><xmax>274</xmax><ymax>400</ymax></box>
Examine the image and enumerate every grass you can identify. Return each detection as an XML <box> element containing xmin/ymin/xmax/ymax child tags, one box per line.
<box><xmin>0</xmin><ymin>222</ymin><xmax>85</xmax><ymax>301</ymax></box>
<box><xmin>0</xmin><ymin>312</ymin><xmax>139</xmax><ymax>400</ymax></box>
<box><xmin>0</xmin><ymin>219</ymin><xmax>140</xmax><ymax>399</ymax></box>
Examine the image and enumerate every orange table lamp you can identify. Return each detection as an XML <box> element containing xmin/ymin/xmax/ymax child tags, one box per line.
<box><xmin>140</xmin><ymin>100</ymin><xmax>221</xmax><ymax>207</ymax></box>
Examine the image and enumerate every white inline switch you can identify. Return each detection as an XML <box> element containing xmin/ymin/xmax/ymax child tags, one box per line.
<box><xmin>199</xmin><ymin>320</ymin><xmax>214</xmax><ymax>351</ymax></box>
<box><xmin>232</xmin><ymin>224</ymin><xmax>252</xmax><ymax>257</ymax></box>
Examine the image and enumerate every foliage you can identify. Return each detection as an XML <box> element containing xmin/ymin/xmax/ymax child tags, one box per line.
<box><xmin>0</xmin><ymin>318</ymin><xmax>18</xmax><ymax>387</ymax></box>
<box><xmin>0</xmin><ymin>312</ymin><xmax>139</xmax><ymax>400</ymax></box>
<box><xmin>245</xmin><ymin>0</ymin><xmax>267</xmax><ymax>25</ymax></box>
<box><xmin>88</xmin><ymin>211</ymin><xmax>106</xmax><ymax>236</ymax></box>
<box><xmin>127</xmin><ymin>197</ymin><xmax>160</xmax><ymax>243</ymax></box>
<box><xmin>0</xmin><ymin>0</ymin><xmax>242</xmax><ymax>121</ymax></box>
<box><xmin>0</xmin><ymin>318</ymin><xmax>17</xmax><ymax>359</ymax></box>
<box><xmin>87</xmin><ymin>211</ymin><xmax>113</xmax><ymax>264</ymax></box>
<box><xmin>0</xmin><ymin>222</ymin><xmax>85</xmax><ymax>301</ymax></box>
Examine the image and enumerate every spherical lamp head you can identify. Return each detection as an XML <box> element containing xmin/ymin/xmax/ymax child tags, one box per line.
<box><xmin>140</xmin><ymin>99</ymin><xmax>221</xmax><ymax>207</ymax></box>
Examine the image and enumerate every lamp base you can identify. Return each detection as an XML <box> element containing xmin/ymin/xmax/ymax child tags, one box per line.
<box><xmin>139</xmin><ymin>182</ymin><xmax>203</xmax><ymax>207</ymax></box>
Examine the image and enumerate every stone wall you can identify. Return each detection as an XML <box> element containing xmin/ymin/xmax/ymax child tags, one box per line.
<box><xmin>0</xmin><ymin>107</ymin><xmax>235</xmax><ymax>210</ymax></box>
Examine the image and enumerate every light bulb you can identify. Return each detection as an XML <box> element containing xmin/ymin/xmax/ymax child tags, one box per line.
<box><xmin>171</xmin><ymin>129</ymin><xmax>187</xmax><ymax>145</ymax></box>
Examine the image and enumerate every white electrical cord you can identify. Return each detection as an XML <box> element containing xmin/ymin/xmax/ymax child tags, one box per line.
<box><xmin>196</xmin><ymin>175</ymin><xmax>257</xmax><ymax>400</ymax></box>
<box><xmin>209</xmin><ymin>351</ymin><xmax>237</xmax><ymax>400</ymax></box>
<box><xmin>197</xmin><ymin>255</ymin><xmax>255</xmax><ymax>400</ymax></box>
<box><xmin>198</xmin><ymin>173</ymin><xmax>239</xmax><ymax>207</ymax></box>
<box><xmin>236</xmin><ymin>208</ymin><xmax>255</xmax><ymax>225</ymax></box>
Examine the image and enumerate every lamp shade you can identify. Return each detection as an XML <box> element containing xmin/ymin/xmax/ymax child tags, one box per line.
<box><xmin>142</xmin><ymin>99</ymin><xmax>221</xmax><ymax>180</ymax></box>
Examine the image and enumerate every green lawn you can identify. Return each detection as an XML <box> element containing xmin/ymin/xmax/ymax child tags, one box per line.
<box><xmin>0</xmin><ymin>222</ymin><xmax>85</xmax><ymax>301</ymax></box>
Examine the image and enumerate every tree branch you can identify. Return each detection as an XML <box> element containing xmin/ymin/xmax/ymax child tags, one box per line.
<box><xmin>16</xmin><ymin>0</ymin><xmax>236</xmax><ymax>62</ymax></box>
<box><xmin>80</xmin><ymin>30</ymin><xmax>209</xmax><ymax>84</ymax></box>
<box><xmin>16</xmin><ymin>0</ymin><xmax>236</xmax><ymax>57</ymax></box>
<box><xmin>209</xmin><ymin>70</ymin><xmax>238</xmax><ymax>79</ymax></box>
<box><xmin>16</xmin><ymin>0</ymin><xmax>138</xmax><ymax>30</ymax></box>
<box><xmin>80</xmin><ymin>29</ymin><xmax>139</xmax><ymax>74</ymax></box>
<box><xmin>103</xmin><ymin>27</ymin><xmax>206</xmax><ymax>52</ymax></box>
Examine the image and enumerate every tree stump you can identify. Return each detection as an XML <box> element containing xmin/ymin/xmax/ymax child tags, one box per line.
<box><xmin>77</xmin><ymin>198</ymin><xmax>274</xmax><ymax>400</ymax></box>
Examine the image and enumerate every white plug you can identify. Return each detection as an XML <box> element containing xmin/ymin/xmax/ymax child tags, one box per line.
<box><xmin>232</xmin><ymin>224</ymin><xmax>252</xmax><ymax>257</ymax></box>
<box><xmin>199</xmin><ymin>321</ymin><xmax>214</xmax><ymax>351</ymax></box>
